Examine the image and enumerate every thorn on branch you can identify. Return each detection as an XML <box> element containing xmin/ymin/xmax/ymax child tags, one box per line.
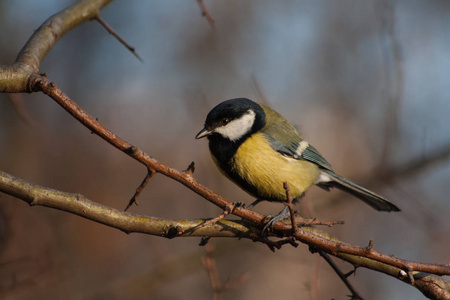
<box><xmin>259</xmin><ymin>237</ymin><xmax>298</xmax><ymax>252</ymax></box>
<box><xmin>344</xmin><ymin>267</ymin><xmax>356</xmax><ymax>278</ymax></box>
<box><xmin>124</xmin><ymin>168</ymin><xmax>155</xmax><ymax>211</ymax></box>
<box><xmin>199</xmin><ymin>236</ymin><xmax>210</xmax><ymax>246</ymax></box>
<box><xmin>183</xmin><ymin>161</ymin><xmax>195</xmax><ymax>176</ymax></box>
<box><xmin>365</xmin><ymin>239</ymin><xmax>374</xmax><ymax>253</ymax></box>
<box><xmin>95</xmin><ymin>15</ymin><xmax>143</xmax><ymax>62</ymax></box>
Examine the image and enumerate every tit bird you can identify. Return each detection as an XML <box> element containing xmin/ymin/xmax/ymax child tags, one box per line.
<box><xmin>195</xmin><ymin>98</ymin><xmax>400</xmax><ymax>217</ymax></box>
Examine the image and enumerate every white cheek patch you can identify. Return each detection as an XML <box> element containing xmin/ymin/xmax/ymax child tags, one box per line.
<box><xmin>214</xmin><ymin>110</ymin><xmax>256</xmax><ymax>141</ymax></box>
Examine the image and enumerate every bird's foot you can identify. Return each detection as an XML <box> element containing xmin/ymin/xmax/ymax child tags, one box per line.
<box><xmin>262</xmin><ymin>206</ymin><xmax>292</xmax><ymax>235</ymax></box>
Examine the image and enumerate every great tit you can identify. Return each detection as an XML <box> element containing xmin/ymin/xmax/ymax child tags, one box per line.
<box><xmin>195</xmin><ymin>98</ymin><xmax>400</xmax><ymax>214</ymax></box>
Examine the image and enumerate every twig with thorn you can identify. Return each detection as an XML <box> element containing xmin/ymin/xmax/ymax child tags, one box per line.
<box><xmin>125</xmin><ymin>168</ymin><xmax>154</xmax><ymax>211</ymax></box>
<box><xmin>194</xmin><ymin>202</ymin><xmax>242</xmax><ymax>230</ymax></box>
<box><xmin>318</xmin><ymin>250</ymin><xmax>365</xmax><ymax>300</ymax></box>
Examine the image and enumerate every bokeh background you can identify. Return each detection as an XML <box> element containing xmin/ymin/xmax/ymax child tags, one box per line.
<box><xmin>1</xmin><ymin>1</ymin><xmax>449</xmax><ymax>299</ymax></box>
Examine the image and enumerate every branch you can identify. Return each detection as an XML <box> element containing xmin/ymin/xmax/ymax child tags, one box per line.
<box><xmin>197</xmin><ymin>0</ymin><xmax>216</xmax><ymax>28</ymax></box>
<box><xmin>1</xmin><ymin>2</ymin><xmax>450</xmax><ymax>299</ymax></box>
<box><xmin>1</xmin><ymin>165</ymin><xmax>450</xmax><ymax>300</ymax></box>
<box><xmin>318</xmin><ymin>251</ymin><xmax>364</xmax><ymax>300</ymax></box>
<box><xmin>95</xmin><ymin>15</ymin><xmax>143</xmax><ymax>62</ymax></box>
<box><xmin>125</xmin><ymin>168</ymin><xmax>155</xmax><ymax>211</ymax></box>
<box><xmin>4</xmin><ymin>73</ymin><xmax>446</xmax><ymax>299</ymax></box>
<box><xmin>0</xmin><ymin>0</ymin><xmax>113</xmax><ymax>92</ymax></box>
<box><xmin>0</xmin><ymin>170</ymin><xmax>257</xmax><ymax>239</ymax></box>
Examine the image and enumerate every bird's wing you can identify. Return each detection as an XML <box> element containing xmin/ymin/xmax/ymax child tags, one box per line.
<box><xmin>263</xmin><ymin>133</ymin><xmax>333</xmax><ymax>171</ymax></box>
<box><xmin>260</xmin><ymin>104</ymin><xmax>333</xmax><ymax>171</ymax></box>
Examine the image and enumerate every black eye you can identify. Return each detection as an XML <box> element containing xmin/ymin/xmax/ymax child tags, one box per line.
<box><xmin>221</xmin><ymin>118</ymin><xmax>230</xmax><ymax>126</ymax></box>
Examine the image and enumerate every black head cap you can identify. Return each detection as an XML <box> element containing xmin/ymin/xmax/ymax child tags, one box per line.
<box><xmin>204</xmin><ymin>98</ymin><xmax>266</xmax><ymax>132</ymax></box>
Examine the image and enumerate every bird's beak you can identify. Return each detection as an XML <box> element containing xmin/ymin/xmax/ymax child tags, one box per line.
<box><xmin>195</xmin><ymin>127</ymin><xmax>212</xmax><ymax>139</ymax></box>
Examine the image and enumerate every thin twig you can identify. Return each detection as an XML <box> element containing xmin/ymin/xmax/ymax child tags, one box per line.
<box><xmin>295</xmin><ymin>218</ymin><xmax>344</xmax><ymax>227</ymax></box>
<box><xmin>197</xmin><ymin>0</ymin><xmax>215</xmax><ymax>28</ymax></box>
<box><xmin>318</xmin><ymin>250</ymin><xmax>365</xmax><ymax>300</ymax></box>
<box><xmin>125</xmin><ymin>167</ymin><xmax>155</xmax><ymax>211</ymax></box>
<box><xmin>193</xmin><ymin>202</ymin><xmax>242</xmax><ymax>231</ymax></box>
<box><xmin>95</xmin><ymin>15</ymin><xmax>143</xmax><ymax>62</ymax></box>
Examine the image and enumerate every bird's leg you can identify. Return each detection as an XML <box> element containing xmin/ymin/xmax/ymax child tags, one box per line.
<box><xmin>247</xmin><ymin>198</ymin><xmax>264</xmax><ymax>209</ymax></box>
<box><xmin>262</xmin><ymin>182</ymin><xmax>298</xmax><ymax>235</ymax></box>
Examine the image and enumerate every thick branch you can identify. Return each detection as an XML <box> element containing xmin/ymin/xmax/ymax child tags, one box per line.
<box><xmin>0</xmin><ymin>0</ymin><xmax>113</xmax><ymax>92</ymax></box>
<box><xmin>0</xmin><ymin>170</ymin><xmax>256</xmax><ymax>239</ymax></box>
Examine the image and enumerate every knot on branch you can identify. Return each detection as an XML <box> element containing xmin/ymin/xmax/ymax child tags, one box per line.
<box><xmin>164</xmin><ymin>226</ymin><xmax>182</xmax><ymax>239</ymax></box>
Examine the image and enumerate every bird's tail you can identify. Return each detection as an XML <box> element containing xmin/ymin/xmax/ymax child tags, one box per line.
<box><xmin>318</xmin><ymin>170</ymin><xmax>400</xmax><ymax>212</ymax></box>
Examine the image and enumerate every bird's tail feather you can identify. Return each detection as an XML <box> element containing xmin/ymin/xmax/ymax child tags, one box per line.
<box><xmin>318</xmin><ymin>170</ymin><xmax>400</xmax><ymax>212</ymax></box>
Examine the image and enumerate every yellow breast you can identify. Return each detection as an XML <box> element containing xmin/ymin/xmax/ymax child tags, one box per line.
<box><xmin>232</xmin><ymin>133</ymin><xmax>320</xmax><ymax>201</ymax></box>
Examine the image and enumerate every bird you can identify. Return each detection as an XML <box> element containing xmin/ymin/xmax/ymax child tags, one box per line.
<box><xmin>195</xmin><ymin>98</ymin><xmax>400</xmax><ymax>227</ymax></box>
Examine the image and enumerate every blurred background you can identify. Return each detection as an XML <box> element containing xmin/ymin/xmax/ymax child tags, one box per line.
<box><xmin>1</xmin><ymin>0</ymin><xmax>449</xmax><ymax>299</ymax></box>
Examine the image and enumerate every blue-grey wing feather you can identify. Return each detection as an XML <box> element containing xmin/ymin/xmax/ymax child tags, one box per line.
<box><xmin>263</xmin><ymin>133</ymin><xmax>333</xmax><ymax>171</ymax></box>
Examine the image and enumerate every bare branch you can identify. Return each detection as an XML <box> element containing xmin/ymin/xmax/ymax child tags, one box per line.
<box><xmin>125</xmin><ymin>168</ymin><xmax>155</xmax><ymax>211</ymax></box>
<box><xmin>0</xmin><ymin>0</ymin><xmax>114</xmax><ymax>93</ymax></box>
<box><xmin>0</xmin><ymin>169</ymin><xmax>257</xmax><ymax>239</ymax></box>
<box><xmin>318</xmin><ymin>251</ymin><xmax>365</xmax><ymax>300</ymax></box>
<box><xmin>0</xmin><ymin>1</ymin><xmax>449</xmax><ymax>299</ymax></box>
<box><xmin>197</xmin><ymin>0</ymin><xmax>216</xmax><ymax>28</ymax></box>
<box><xmin>95</xmin><ymin>15</ymin><xmax>143</xmax><ymax>62</ymax></box>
